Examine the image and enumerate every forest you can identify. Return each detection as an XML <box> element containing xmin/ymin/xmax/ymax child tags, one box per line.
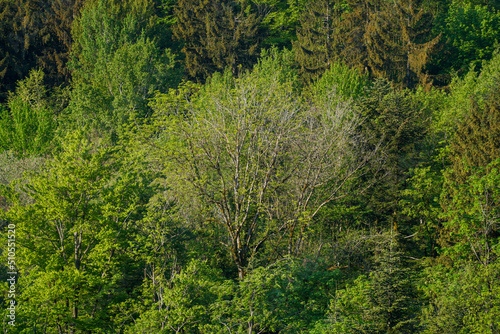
<box><xmin>0</xmin><ymin>0</ymin><xmax>500</xmax><ymax>332</ymax></box>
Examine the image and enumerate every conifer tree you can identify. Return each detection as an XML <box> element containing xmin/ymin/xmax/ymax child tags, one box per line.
<box><xmin>0</xmin><ymin>0</ymin><xmax>84</xmax><ymax>100</ymax></box>
<box><xmin>364</xmin><ymin>235</ymin><xmax>419</xmax><ymax>333</ymax></box>
<box><xmin>173</xmin><ymin>0</ymin><xmax>260</xmax><ymax>81</ymax></box>
<box><xmin>42</xmin><ymin>0</ymin><xmax>86</xmax><ymax>85</ymax></box>
<box><xmin>337</xmin><ymin>0</ymin><xmax>381</xmax><ymax>74</ymax></box>
<box><xmin>364</xmin><ymin>0</ymin><xmax>439</xmax><ymax>88</ymax></box>
<box><xmin>448</xmin><ymin>85</ymin><xmax>500</xmax><ymax>183</ymax></box>
<box><xmin>293</xmin><ymin>0</ymin><xmax>344</xmax><ymax>82</ymax></box>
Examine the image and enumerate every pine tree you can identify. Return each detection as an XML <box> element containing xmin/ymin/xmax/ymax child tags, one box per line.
<box><xmin>0</xmin><ymin>0</ymin><xmax>84</xmax><ymax>101</ymax></box>
<box><xmin>449</xmin><ymin>85</ymin><xmax>500</xmax><ymax>183</ymax></box>
<box><xmin>41</xmin><ymin>0</ymin><xmax>86</xmax><ymax>86</ymax></box>
<box><xmin>364</xmin><ymin>235</ymin><xmax>420</xmax><ymax>333</ymax></box>
<box><xmin>293</xmin><ymin>0</ymin><xmax>344</xmax><ymax>83</ymax></box>
<box><xmin>364</xmin><ymin>0</ymin><xmax>439</xmax><ymax>88</ymax></box>
<box><xmin>173</xmin><ymin>0</ymin><xmax>260</xmax><ymax>82</ymax></box>
<box><xmin>338</xmin><ymin>0</ymin><xmax>381</xmax><ymax>74</ymax></box>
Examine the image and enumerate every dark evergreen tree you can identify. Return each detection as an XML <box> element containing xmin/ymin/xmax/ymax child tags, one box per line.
<box><xmin>338</xmin><ymin>0</ymin><xmax>381</xmax><ymax>74</ymax></box>
<box><xmin>448</xmin><ymin>84</ymin><xmax>500</xmax><ymax>184</ymax></box>
<box><xmin>0</xmin><ymin>0</ymin><xmax>84</xmax><ymax>102</ymax></box>
<box><xmin>293</xmin><ymin>0</ymin><xmax>344</xmax><ymax>82</ymax></box>
<box><xmin>40</xmin><ymin>0</ymin><xmax>86</xmax><ymax>88</ymax></box>
<box><xmin>364</xmin><ymin>235</ymin><xmax>420</xmax><ymax>333</ymax></box>
<box><xmin>0</xmin><ymin>0</ymin><xmax>18</xmax><ymax>102</ymax></box>
<box><xmin>355</xmin><ymin>79</ymin><xmax>430</xmax><ymax>230</ymax></box>
<box><xmin>364</xmin><ymin>0</ymin><xmax>439</xmax><ymax>88</ymax></box>
<box><xmin>173</xmin><ymin>0</ymin><xmax>260</xmax><ymax>81</ymax></box>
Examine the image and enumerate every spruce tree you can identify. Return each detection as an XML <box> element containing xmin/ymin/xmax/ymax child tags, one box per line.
<box><xmin>0</xmin><ymin>0</ymin><xmax>84</xmax><ymax>101</ymax></box>
<box><xmin>365</xmin><ymin>235</ymin><xmax>420</xmax><ymax>333</ymax></box>
<box><xmin>173</xmin><ymin>0</ymin><xmax>260</xmax><ymax>82</ymax></box>
<box><xmin>448</xmin><ymin>85</ymin><xmax>500</xmax><ymax>183</ymax></box>
<box><xmin>338</xmin><ymin>0</ymin><xmax>381</xmax><ymax>74</ymax></box>
<box><xmin>41</xmin><ymin>0</ymin><xmax>86</xmax><ymax>85</ymax></box>
<box><xmin>364</xmin><ymin>0</ymin><xmax>439</xmax><ymax>88</ymax></box>
<box><xmin>293</xmin><ymin>0</ymin><xmax>344</xmax><ymax>83</ymax></box>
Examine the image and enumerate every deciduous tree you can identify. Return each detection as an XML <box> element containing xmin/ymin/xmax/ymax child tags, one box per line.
<box><xmin>147</xmin><ymin>51</ymin><xmax>378</xmax><ymax>279</ymax></box>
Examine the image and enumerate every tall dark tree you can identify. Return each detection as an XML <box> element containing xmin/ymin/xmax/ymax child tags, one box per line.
<box><xmin>173</xmin><ymin>0</ymin><xmax>260</xmax><ymax>81</ymax></box>
<box><xmin>448</xmin><ymin>85</ymin><xmax>500</xmax><ymax>184</ymax></box>
<box><xmin>0</xmin><ymin>0</ymin><xmax>84</xmax><ymax>102</ymax></box>
<box><xmin>364</xmin><ymin>235</ymin><xmax>420</xmax><ymax>333</ymax></box>
<box><xmin>364</xmin><ymin>0</ymin><xmax>439</xmax><ymax>88</ymax></box>
<box><xmin>293</xmin><ymin>0</ymin><xmax>344</xmax><ymax>82</ymax></box>
<box><xmin>355</xmin><ymin>79</ymin><xmax>430</xmax><ymax>230</ymax></box>
<box><xmin>337</xmin><ymin>0</ymin><xmax>381</xmax><ymax>74</ymax></box>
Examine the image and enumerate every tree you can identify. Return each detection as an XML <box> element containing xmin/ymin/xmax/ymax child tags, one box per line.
<box><xmin>440</xmin><ymin>80</ymin><xmax>500</xmax><ymax>264</ymax></box>
<box><xmin>354</xmin><ymin>79</ymin><xmax>431</xmax><ymax>230</ymax></box>
<box><xmin>430</xmin><ymin>2</ymin><xmax>500</xmax><ymax>81</ymax></box>
<box><xmin>68</xmin><ymin>0</ymin><xmax>178</xmax><ymax>141</ymax></box>
<box><xmin>173</xmin><ymin>0</ymin><xmax>260</xmax><ymax>81</ymax></box>
<box><xmin>293</xmin><ymin>0</ymin><xmax>345</xmax><ymax>82</ymax></box>
<box><xmin>336</xmin><ymin>0</ymin><xmax>380</xmax><ymax>73</ymax></box>
<box><xmin>0</xmin><ymin>131</ymin><xmax>148</xmax><ymax>332</ymax></box>
<box><xmin>253</xmin><ymin>0</ymin><xmax>308</xmax><ymax>49</ymax></box>
<box><xmin>319</xmin><ymin>233</ymin><xmax>420</xmax><ymax>333</ymax></box>
<box><xmin>126</xmin><ymin>259</ymin><xmax>226</xmax><ymax>333</ymax></box>
<box><xmin>146</xmin><ymin>50</ymin><xmax>377</xmax><ymax>279</ymax></box>
<box><xmin>420</xmin><ymin>259</ymin><xmax>500</xmax><ymax>333</ymax></box>
<box><xmin>0</xmin><ymin>69</ymin><xmax>56</xmax><ymax>157</ymax></box>
<box><xmin>211</xmin><ymin>258</ymin><xmax>339</xmax><ymax>333</ymax></box>
<box><xmin>364</xmin><ymin>0</ymin><xmax>440</xmax><ymax>88</ymax></box>
<box><xmin>364</xmin><ymin>236</ymin><xmax>420</xmax><ymax>333</ymax></box>
<box><xmin>0</xmin><ymin>0</ymin><xmax>85</xmax><ymax>101</ymax></box>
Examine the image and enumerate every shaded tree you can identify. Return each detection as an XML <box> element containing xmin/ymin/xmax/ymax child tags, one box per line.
<box><xmin>0</xmin><ymin>0</ymin><xmax>85</xmax><ymax>101</ymax></box>
<box><xmin>293</xmin><ymin>0</ymin><xmax>345</xmax><ymax>82</ymax></box>
<box><xmin>364</xmin><ymin>0</ymin><xmax>440</xmax><ymax>88</ymax></box>
<box><xmin>173</xmin><ymin>0</ymin><xmax>260</xmax><ymax>81</ymax></box>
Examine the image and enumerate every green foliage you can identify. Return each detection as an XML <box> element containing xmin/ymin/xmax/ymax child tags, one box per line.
<box><xmin>420</xmin><ymin>259</ymin><xmax>500</xmax><ymax>333</ymax></box>
<box><xmin>400</xmin><ymin>165</ymin><xmax>444</xmax><ymax>257</ymax></box>
<box><xmin>435</xmin><ymin>49</ymin><xmax>500</xmax><ymax>143</ymax></box>
<box><xmin>293</xmin><ymin>0</ymin><xmax>345</xmax><ymax>82</ymax></box>
<box><xmin>441</xmin><ymin>160</ymin><xmax>500</xmax><ymax>264</ymax></box>
<box><xmin>173</xmin><ymin>0</ymin><xmax>260</xmax><ymax>81</ymax></box>
<box><xmin>253</xmin><ymin>0</ymin><xmax>308</xmax><ymax>48</ymax></box>
<box><xmin>2</xmin><ymin>0</ymin><xmax>500</xmax><ymax>331</ymax></box>
<box><xmin>431</xmin><ymin>2</ymin><xmax>500</xmax><ymax>79</ymax></box>
<box><xmin>126</xmin><ymin>259</ymin><xmax>226</xmax><ymax>333</ymax></box>
<box><xmin>0</xmin><ymin>131</ymin><xmax>148</xmax><ymax>332</ymax></box>
<box><xmin>0</xmin><ymin>69</ymin><xmax>56</xmax><ymax>157</ymax></box>
<box><xmin>214</xmin><ymin>258</ymin><xmax>340</xmax><ymax>333</ymax></box>
<box><xmin>148</xmin><ymin>50</ymin><xmax>373</xmax><ymax>279</ymax></box>
<box><xmin>308</xmin><ymin>61</ymin><xmax>370</xmax><ymax>101</ymax></box>
<box><xmin>355</xmin><ymin>79</ymin><xmax>431</xmax><ymax>228</ymax></box>
<box><xmin>364</xmin><ymin>0</ymin><xmax>439</xmax><ymax>88</ymax></box>
<box><xmin>439</xmin><ymin>78</ymin><xmax>500</xmax><ymax>261</ymax></box>
<box><xmin>318</xmin><ymin>234</ymin><xmax>421</xmax><ymax>333</ymax></box>
<box><xmin>68</xmin><ymin>0</ymin><xmax>179</xmax><ymax>140</ymax></box>
<box><xmin>128</xmin><ymin>258</ymin><xmax>339</xmax><ymax>334</ymax></box>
